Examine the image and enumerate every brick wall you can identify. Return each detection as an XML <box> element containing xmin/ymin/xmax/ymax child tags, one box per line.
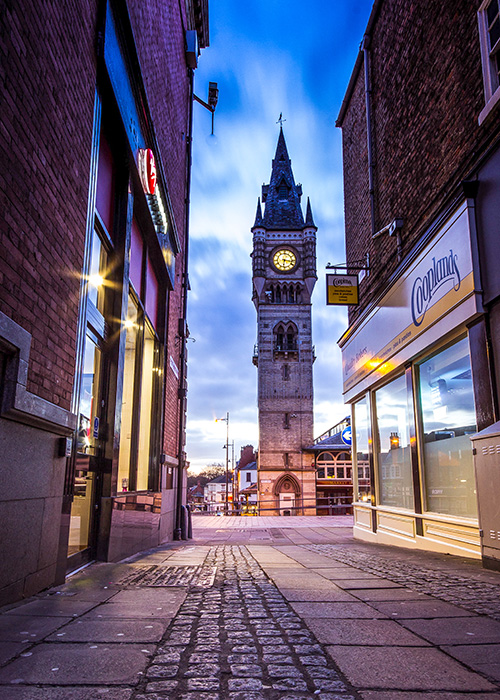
<box><xmin>341</xmin><ymin>0</ymin><xmax>495</xmax><ymax>325</ymax></box>
<box><xmin>0</xmin><ymin>0</ymin><xmax>98</xmax><ymax>409</ymax></box>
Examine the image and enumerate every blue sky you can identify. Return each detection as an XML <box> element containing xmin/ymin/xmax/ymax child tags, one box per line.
<box><xmin>186</xmin><ymin>0</ymin><xmax>374</xmax><ymax>473</ymax></box>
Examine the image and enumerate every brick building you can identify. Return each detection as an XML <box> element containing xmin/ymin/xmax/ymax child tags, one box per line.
<box><xmin>337</xmin><ymin>0</ymin><xmax>500</xmax><ymax>565</ymax></box>
<box><xmin>0</xmin><ymin>0</ymin><xmax>209</xmax><ymax>604</ymax></box>
<box><xmin>252</xmin><ymin>129</ymin><xmax>317</xmax><ymax>515</ymax></box>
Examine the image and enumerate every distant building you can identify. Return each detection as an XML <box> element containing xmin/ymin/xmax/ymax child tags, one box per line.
<box><xmin>337</xmin><ymin>0</ymin><xmax>500</xmax><ymax>565</ymax></box>
<box><xmin>188</xmin><ymin>482</ymin><xmax>206</xmax><ymax>510</ymax></box>
<box><xmin>205</xmin><ymin>474</ymin><xmax>233</xmax><ymax>513</ymax></box>
<box><xmin>237</xmin><ymin>461</ymin><xmax>258</xmax><ymax>515</ymax></box>
<box><xmin>251</xmin><ymin>129</ymin><xmax>317</xmax><ymax>516</ymax></box>
<box><xmin>304</xmin><ymin>418</ymin><xmax>369</xmax><ymax>515</ymax></box>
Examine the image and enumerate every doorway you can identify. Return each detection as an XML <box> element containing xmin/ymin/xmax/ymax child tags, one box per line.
<box><xmin>67</xmin><ymin>333</ymin><xmax>105</xmax><ymax>565</ymax></box>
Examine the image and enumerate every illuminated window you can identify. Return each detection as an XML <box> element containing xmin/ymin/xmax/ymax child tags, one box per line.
<box><xmin>418</xmin><ymin>337</ymin><xmax>477</xmax><ymax>518</ymax></box>
<box><xmin>375</xmin><ymin>374</ymin><xmax>414</xmax><ymax>509</ymax></box>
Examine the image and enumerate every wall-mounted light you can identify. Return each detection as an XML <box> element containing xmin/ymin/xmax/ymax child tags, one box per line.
<box><xmin>194</xmin><ymin>82</ymin><xmax>219</xmax><ymax>136</ymax></box>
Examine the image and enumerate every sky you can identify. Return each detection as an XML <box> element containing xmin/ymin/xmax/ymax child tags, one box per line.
<box><xmin>186</xmin><ymin>0</ymin><xmax>374</xmax><ymax>473</ymax></box>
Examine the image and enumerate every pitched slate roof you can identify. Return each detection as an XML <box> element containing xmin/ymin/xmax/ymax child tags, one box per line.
<box><xmin>261</xmin><ymin>128</ymin><xmax>305</xmax><ymax>230</ymax></box>
<box><xmin>238</xmin><ymin>461</ymin><xmax>257</xmax><ymax>472</ymax></box>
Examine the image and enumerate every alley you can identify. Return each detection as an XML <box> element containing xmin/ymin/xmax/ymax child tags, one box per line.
<box><xmin>0</xmin><ymin>517</ymin><xmax>499</xmax><ymax>699</ymax></box>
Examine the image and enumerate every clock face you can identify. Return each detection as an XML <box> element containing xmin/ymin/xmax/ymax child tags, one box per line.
<box><xmin>273</xmin><ymin>249</ymin><xmax>297</xmax><ymax>272</ymax></box>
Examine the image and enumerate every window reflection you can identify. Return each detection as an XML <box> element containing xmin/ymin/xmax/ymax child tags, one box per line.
<box><xmin>354</xmin><ymin>397</ymin><xmax>371</xmax><ymax>502</ymax></box>
<box><xmin>419</xmin><ymin>337</ymin><xmax>477</xmax><ymax>518</ymax></box>
<box><xmin>117</xmin><ymin>295</ymin><xmax>139</xmax><ymax>492</ymax></box>
<box><xmin>375</xmin><ymin>375</ymin><xmax>414</xmax><ymax>509</ymax></box>
<box><xmin>88</xmin><ymin>230</ymin><xmax>108</xmax><ymax>314</ymax></box>
<box><xmin>136</xmin><ymin>323</ymin><xmax>156</xmax><ymax>490</ymax></box>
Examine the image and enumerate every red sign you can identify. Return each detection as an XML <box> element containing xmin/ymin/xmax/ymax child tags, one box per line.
<box><xmin>138</xmin><ymin>148</ymin><xmax>157</xmax><ymax>195</ymax></box>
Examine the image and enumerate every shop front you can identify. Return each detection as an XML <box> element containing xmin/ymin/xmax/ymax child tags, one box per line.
<box><xmin>339</xmin><ymin>199</ymin><xmax>490</xmax><ymax>558</ymax></box>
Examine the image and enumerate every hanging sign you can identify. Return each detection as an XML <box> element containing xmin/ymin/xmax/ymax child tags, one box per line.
<box><xmin>138</xmin><ymin>148</ymin><xmax>157</xmax><ymax>195</ymax></box>
<box><xmin>326</xmin><ymin>274</ymin><xmax>359</xmax><ymax>306</ymax></box>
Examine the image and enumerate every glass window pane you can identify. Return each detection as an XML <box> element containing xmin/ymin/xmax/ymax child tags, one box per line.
<box><xmin>136</xmin><ymin>323</ymin><xmax>156</xmax><ymax>491</ymax></box>
<box><xmin>354</xmin><ymin>397</ymin><xmax>371</xmax><ymax>502</ymax></box>
<box><xmin>88</xmin><ymin>230</ymin><xmax>108</xmax><ymax>314</ymax></box>
<box><xmin>337</xmin><ymin>466</ymin><xmax>345</xmax><ymax>478</ymax></box>
<box><xmin>375</xmin><ymin>374</ymin><xmax>414</xmax><ymax>509</ymax></box>
<box><xmin>318</xmin><ymin>452</ymin><xmax>334</xmax><ymax>462</ymax></box>
<box><xmin>327</xmin><ymin>467</ymin><xmax>335</xmax><ymax>477</ymax></box>
<box><xmin>117</xmin><ymin>295</ymin><xmax>139</xmax><ymax>492</ymax></box>
<box><xmin>316</xmin><ymin>467</ymin><xmax>325</xmax><ymax>479</ymax></box>
<box><xmin>419</xmin><ymin>337</ymin><xmax>477</xmax><ymax>518</ymax></box>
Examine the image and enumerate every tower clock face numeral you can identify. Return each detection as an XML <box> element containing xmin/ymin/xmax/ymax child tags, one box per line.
<box><xmin>273</xmin><ymin>249</ymin><xmax>297</xmax><ymax>271</ymax></box>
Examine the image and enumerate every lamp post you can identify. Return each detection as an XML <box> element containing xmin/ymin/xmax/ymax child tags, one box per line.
<box><xmin>216</xmin><ymin>412</ymin><xmax>229</xmax><ymax>515</ymax></box>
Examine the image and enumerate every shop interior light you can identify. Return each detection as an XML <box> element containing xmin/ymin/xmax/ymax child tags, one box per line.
<box><xmin>89</xmin><ymin>273</ymin><xmax>104</xmax><ymax>288</ymax></box>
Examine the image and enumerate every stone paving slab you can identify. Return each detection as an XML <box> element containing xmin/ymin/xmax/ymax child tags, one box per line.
<box><xmin>351</xmin><ymin>588</ymin><xmax>433</xmax><ymax>601</ymax></box>
<box><xmin>330</xmin><ymin>579</ymin><xmax>403</xmax><ymax>590</ymax></box>
<box><xmin>313</xmin><ymin>569</ymin><xmax>384</xmax><ymax>580</ymax></box>
<box><xmin>278</xmin><ymin>587</ymin><xmax>358</xmax><ymax>602</ymax></box>
<box><xmin>2</xmin><ymin>599</ymin><xmax>98</xmax><ymax>618</ymax></box>
<box><xmin>368</xmin><ymin>599</ymin><xmax>477</xmax><ymax>619</ymax></box>
<box><xmin>305</xmin><ymin>618</ymin><xmax>431</xmax><ymax>646</ymax></box>
<box><xmin>0</xmin><ymin>689</ymin><xmax>133</xmax><ymax>700</ymax></box>
<box><xmin>442</xmin><ymin>644</ymin><xmax>500</xmax><ymax>682</ymax></box>
<box><xmin>0</xmin><ymin>642</ymin><xmax>155</xmax><ymax>684</ymax></box>
<box><xmin>45</xmin><ymin>619</ymin><xmax>168</xmax><ymax>643</ymax></box>
<box><xmin>400</xmin><ymin>616</ymin><xmax>500</xmax><ymax>645</ymax></box>
<box><xmin>0</xmin><ymin>642</ymin><xmax>25</xmax><ymax>665</ymax></box>
<box><xmin>0</xmin><ymin>614</ymin><xmax>72</xmax><ymax>642</ymax></box>
<box><xmin>80</xmin><ymin>601</ymin><xmax>177</xmax><ymax>620</ymax></box>
<box><xmin>326</xmin><ymin>646</ymin><xmax>497</xmax><ymax>691</ymax></box>
<box><xmin>290</xmin><ymin>602</ymin><xmax>388</xmax><ymax>619</ymax></box>
<box><xmin>37</xmin><ymin>588</ymin><xmax>117</xmax><ymax>603</ymax></box>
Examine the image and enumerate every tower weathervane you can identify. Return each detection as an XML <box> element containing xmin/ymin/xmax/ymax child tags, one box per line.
<box><xmin>276</xmin><ymin>113</ymin><xmax>286</xmax><ymax>127</ymax></box>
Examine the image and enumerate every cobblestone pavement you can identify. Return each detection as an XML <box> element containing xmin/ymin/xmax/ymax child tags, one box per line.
<box><xmin>134</xmin><ymin>545</ymin><xmax>360</xmax><ymax>700</ymax></box>
<box><xmin>306</xmin><ymin>544</ymin><xmax>500</xmax><ymax>620</ymax></box>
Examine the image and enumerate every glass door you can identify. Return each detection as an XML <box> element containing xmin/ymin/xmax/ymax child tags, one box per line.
<box><xmin>68</xmin><ymin>334</ymin><xmax>103</xmax><ymax>561</ymax></box>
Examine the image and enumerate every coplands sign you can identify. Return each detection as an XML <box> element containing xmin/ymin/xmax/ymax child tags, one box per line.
<box><xmin>339</xmin><ymin>202</ymin><xmax>480</xmax><ymax>397</ymax></box>
<box><xmin>411</xmin><ymin>250</ymin><xmax>461</xmax><ymax>327</ymax></box>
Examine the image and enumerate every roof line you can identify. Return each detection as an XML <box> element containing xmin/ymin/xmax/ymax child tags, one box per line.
<box><xmin>336</xmin><ymin>0</ymin><xmax>382</xmax><ymax>128</ymax></box>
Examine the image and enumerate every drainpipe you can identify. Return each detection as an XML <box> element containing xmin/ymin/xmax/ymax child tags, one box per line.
<box><xmin>362</xmin><ymin>34</ymin><xmax>376</xmax><ymax>237</ymax></box>
<box><xmin>174</xmin><ymin>67</ymin><xmax>194</xmax><ymax>540</ymax></box>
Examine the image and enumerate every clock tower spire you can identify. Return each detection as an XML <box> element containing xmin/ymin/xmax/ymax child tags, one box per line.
<box><xmin>252</xmin><ymin>129</ymin><xmax>317</xmax><ymax>516</ymax></box>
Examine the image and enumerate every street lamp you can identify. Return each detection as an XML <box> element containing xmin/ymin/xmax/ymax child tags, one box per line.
<box><xmin>215</xmin><ymin>412</ymin><xmax>229</xmax><ymax>515</ymax></box>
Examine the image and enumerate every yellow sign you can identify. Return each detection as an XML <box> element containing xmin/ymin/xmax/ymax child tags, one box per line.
<box><xmin>327</xmin><ymin>274</ymin><xmax>359</xmax><ymax>306</ymax></box>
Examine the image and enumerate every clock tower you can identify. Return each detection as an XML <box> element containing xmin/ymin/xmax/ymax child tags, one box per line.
<box><xmin>252</xmin><ymin>128</ymin><xmax>317</xmax><ymax>515</ymax></box>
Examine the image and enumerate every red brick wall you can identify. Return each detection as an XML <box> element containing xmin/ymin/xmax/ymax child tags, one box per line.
<box><xmin>341</xmin><ymin>0</ymin><xmax>494</xmax><ymax>325</ymax></box>
<box><xmin>0</xmin><ymin>0</ymin><xmax>98</xmax><ymax>409</ymax></box>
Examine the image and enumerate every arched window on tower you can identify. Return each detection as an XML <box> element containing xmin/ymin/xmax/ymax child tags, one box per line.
<box><xmin>274</xmin><ymin>322</ymin><xmax>298</xmax><ymax>357</ymax></box>
<box><xmin>275</xmin><ymin>286</ymin><xmax>282</xmax><ymax>303</ymax></box>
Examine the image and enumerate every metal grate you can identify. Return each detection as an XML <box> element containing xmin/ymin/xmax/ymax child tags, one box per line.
<box><xmin>113</xmin><ymin>565</ymin><xmax>216</xmax><ymax>588</ymax></box>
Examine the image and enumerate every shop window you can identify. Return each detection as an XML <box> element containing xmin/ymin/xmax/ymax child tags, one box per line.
<box><xmin>136</xmin><ymin>322</ymin><xmax>156</xmax><ymax>490</ymax></box>
<box><xmin>478</xmin><ymin>0</ymin><xmax>500</xmax><ymax>123</ymax></box>
<box><xmin>117</xmin><ymin>294</ymin><xmax>139</xmax><ymax>492</ymax></box>
<box><xmin>327</xmin><ymin>466</ymin><xmax>335</xmax><ymax>477</ymax></box>
<box><xmin>316</xmin><ymin>467</ymin><xmax>326</xmax><ymax>478</ymax></box>
<box><xmin>418</xmin><ymin>337</ymin><xmax>477</xmax><ymax>518</ymax></box>
<box><xmin>87</xmin><ymin>229</ymin><xmax>109</xmax><ymax>315</ymax></box>
<box><xmin>96</xmin><ymin>133</ymin><xmax>115</xmax><ymax>234</ymax></box>
<box><xmin>337</xmin><ymin>466</ymin><xmax>345</xmax><ymax>478</ymax></box>
<box><xmin>354</xmin><ymin>397</ymin><xmax>371</xmax><ymax>502</ymax></box>
<box><xmin>130</xmin><ymin>220</ymin><xmax>143</xmax><ymax>296</ymax></box>
<box><xmin>375</xmin><ymin>374</ymin><xmax>414</xmax><ymax>509</ymax></box>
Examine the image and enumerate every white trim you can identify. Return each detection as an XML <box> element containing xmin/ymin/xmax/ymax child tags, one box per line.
<box><xmin>477</xmin><ymin>0</ymin><xmax>500</xmax><ymax>124</ymax></box>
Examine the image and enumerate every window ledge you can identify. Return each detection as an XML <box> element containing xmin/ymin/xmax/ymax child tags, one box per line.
<box><xmin>479</xmin><ymin>87</ymin><xmax>500</xmax><ymax>125</ymax></box>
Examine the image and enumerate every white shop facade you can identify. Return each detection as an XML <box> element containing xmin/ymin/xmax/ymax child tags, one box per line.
<box><xmin>339</xmin><ymin>199</ymin><xmax>487</xmax><ymax>557</ymax></box>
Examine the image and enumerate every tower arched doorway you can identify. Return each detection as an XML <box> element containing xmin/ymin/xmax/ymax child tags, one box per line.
<box><xmin>273</xmin><ymin>473</ymin><xmax>301</xmax><ymax>516</ymax></box>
